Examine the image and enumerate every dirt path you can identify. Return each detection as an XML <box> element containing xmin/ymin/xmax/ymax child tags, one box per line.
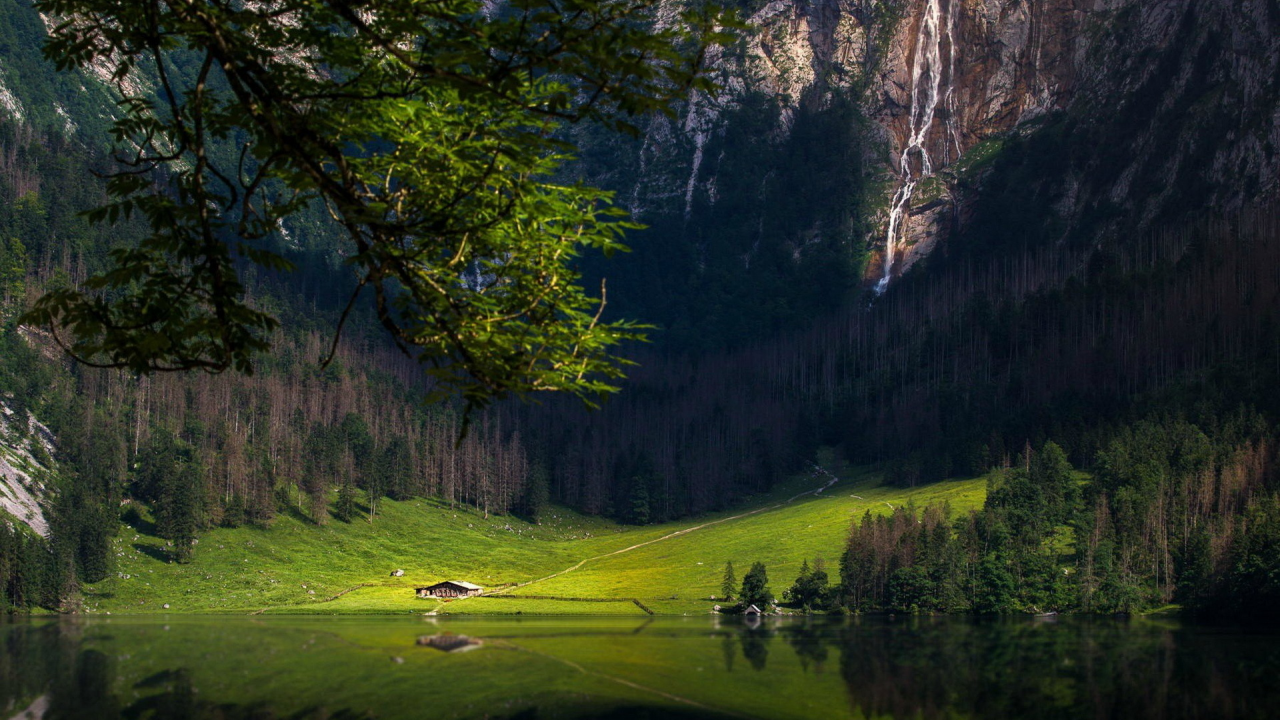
<box><xmin>485</xmin><ymin>465</ymin><xmax>841</xmax><ymax>597</ymax></box>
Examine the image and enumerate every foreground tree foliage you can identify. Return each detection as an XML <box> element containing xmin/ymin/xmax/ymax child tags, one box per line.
<box><xmin>23</xmin><ymin>0</ymin><xmax>735</xmax><ymax>409</ymax></box>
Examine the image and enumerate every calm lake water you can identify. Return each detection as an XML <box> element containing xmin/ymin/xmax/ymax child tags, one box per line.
<box><xmin>2</xmin><ymin>615</ymin><xmax>1278</xmax><ymax>719</ymax></box>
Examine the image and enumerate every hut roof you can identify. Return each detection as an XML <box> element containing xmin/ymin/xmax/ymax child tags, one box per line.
<box><xmin>419</xmin><ymin>580</ymin><xmax>483</xmax><ymax>590</ymax></box>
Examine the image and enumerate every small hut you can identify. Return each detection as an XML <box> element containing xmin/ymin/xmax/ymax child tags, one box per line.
<box><xmin>744</xmin><ymin>604</ymin><xmax>762</xmax><ymax>615</ymax></box>
<box><xmin>416</xmin><ymin>581</ymin><xmax>483</xmax><ymax>599</ymax></box>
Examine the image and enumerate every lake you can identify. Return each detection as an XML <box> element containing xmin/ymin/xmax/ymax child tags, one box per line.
<box><xmin>2</xmin><ymin>615</ymin><xmax>1278</xmax><ymax>719</ymax></box>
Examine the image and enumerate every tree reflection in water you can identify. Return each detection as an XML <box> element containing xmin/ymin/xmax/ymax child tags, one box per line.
<box><xmin>832</xmin><ymin>617</ymin><xmax>1280</xmax><ymax>720</ymax></box>
<box><xmin>2</xmin><ymin>617</ymin><xmax>1279</xmax><ymax>720</ymax></box>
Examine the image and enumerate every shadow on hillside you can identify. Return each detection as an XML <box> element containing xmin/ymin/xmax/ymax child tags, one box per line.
<box><xmin>280</xmin><ymin>503</ymin><xmax>320</xmax><ymax>526</ymax></box>
<box><xmin>133</xmin><ymin>543</ymin><xmax>171</xmax><ymax>563</ymax></box>
<box><xmin>121</xmin><ymin>506</ymin><xmax>159</xmax><ymax>537</ymax></box>
<box><xmin>331</xmin><ymin>502</ymin><xmax>373</xmax><ymax>524</ymax></box>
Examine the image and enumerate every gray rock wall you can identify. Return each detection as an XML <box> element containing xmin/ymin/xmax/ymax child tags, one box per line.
<box><xmin>618</xmin><ymin>0</ymin><xmax>1280</xmax><ymax>287</ymax></box>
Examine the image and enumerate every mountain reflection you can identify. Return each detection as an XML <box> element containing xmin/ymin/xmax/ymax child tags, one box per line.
<box><xmin>2</xmin><ymin>617</ymin><xmax>1278</xmax><ymax>720</ymax></box>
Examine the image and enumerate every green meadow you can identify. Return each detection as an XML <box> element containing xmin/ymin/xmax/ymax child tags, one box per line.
<box><xmin>88</xmin><ymin>454</ymin><xmax>987</xmax><ymax>615</ymax></box>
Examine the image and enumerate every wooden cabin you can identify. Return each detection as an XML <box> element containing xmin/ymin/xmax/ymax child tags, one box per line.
<box><xmin>744</xmin><ymin>604</ymin><xmax>763</xmax><ymax>615</ymax></box>
<box><xmin>417</xmin><ymin>581</ymin><xmax>483</xmax><ymax>599</ymax></box>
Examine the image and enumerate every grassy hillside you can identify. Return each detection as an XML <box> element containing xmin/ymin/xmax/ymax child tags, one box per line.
<box><xmin>87</xmin><ymin>453</ymin><xmax>987</xmax><ymax>615</ymax></box>
<box><xmin>488</xmin><ymin>467</ymin><xmax>985</xmax><ymax>615</ymax></box>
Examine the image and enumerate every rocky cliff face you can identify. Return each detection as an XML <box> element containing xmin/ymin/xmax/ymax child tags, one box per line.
<box><xmin>620</xmin><ymin>0</ymin><xmax>1280</xmax><ymax>292</ymax></box>
<box><xmin>0</xmin><ymin>402</ymin><xmax>54</xmax><ymax>538</ymax></box>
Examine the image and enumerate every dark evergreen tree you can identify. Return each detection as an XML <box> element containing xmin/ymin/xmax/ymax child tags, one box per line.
<box><xmin>784</xmin><ymin>557</ymin><xmax>830</xmax><ymax>611</ymax></box>
<box><xmin>382</xmin><ymin>438</ymin><xmax>413</xmax><ymax>501</ymax></box>
<box><xmin>518</xmin><ymin>464</ymin><xmax>550</xmax><ymax>522</ymax></box>
<box><xmin>973</xmin><ymin>555</ymin><xmax>1016</xmax><ymax>614</ymax></box>
<box><xmin>1030</xmin><ymin>441</ymin><xmax>1078</xmax><ymax>524</ymax></box>
<box><xmin>334</xmin><ymin>481</ymin><xmax>357</xmax><ymax>523</ymax></box>
<box><xmin>626</xmin><ymin>480</ymin><xmax>651</xmax><ymax>525</ymax></box>
<box><xmin>721</xmin><ymin>561</ymin><xmax>737</xmax><ymax>602</ymax></box>
<box><xmin>161</xmin><ymin>462</ymin><xmax>203</xmax><ymax>563</ymax></box>
<box><xmin>137</xmin><ymin>430</ymin><xmax>204</xmax><ymax>563</ymax></box>
<box><xmin>740</xmin><ymin>561</ymin><xmax>772</xmax><ymax>609</ymax></box>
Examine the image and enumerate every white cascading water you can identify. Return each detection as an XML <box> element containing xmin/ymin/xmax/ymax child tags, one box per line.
<box><xmin>876</xmin><ymin>0</ymin><xmax>955</xmax><ymax>295</ymax></box>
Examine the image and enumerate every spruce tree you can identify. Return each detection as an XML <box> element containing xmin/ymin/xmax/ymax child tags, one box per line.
<box><xmin>721</xmin><ymin>561</ymin><xmax>737</xmax><ymax>601</ymax></box>
<box><xmin>520</xmin><ymin>465</ymin><xmax>551</xmax><ymax>522</ymax></box>
<box><xmin>627</xmin><ymin>482</ymin><xmax>651</xmax><ymax>525</ymax></box>
<box><xmin>335</xmin><ymin>482</ymin><xmax>357</xmax><ymax>523</ymax></box>
<box><xmin>164</xmin><ymin>463</ymin><xmax>203</xmax><ymax>564</ymax></box>
<box><xmin>383</xmin><ymin>439</ymin><xmax>413</xmax><ymax>501</ymax></box>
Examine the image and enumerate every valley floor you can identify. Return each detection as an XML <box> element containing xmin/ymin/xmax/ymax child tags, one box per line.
<box><xmin>86</xmin><ymin>454</ymin><xmax>987</xmax><ymax>615</ymax></box>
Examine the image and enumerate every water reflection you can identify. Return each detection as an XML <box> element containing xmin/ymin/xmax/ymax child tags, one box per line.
<box><xmin>2</xmin><ymin>616</ymin><xmax>1279</xmax><ymax>719</ymax></box>
<box><xmin>417</xmin><ymin>633</ymin><xmax>484</xmax><ymax>653</ymax></box>
<box><xmin>833</xmin><ymin>618</ymin><xmax>1280</xmax><ymax>720</ymax></box>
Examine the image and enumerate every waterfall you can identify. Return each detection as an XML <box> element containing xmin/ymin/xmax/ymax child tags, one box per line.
<box><xmin>876</xmin><ymin>0</ymin><xmax>955</xmax><ymax>295</ymax></box>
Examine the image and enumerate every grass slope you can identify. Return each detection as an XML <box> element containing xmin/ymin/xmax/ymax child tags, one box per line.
<box><xmin>463</xmin><ymin>459</ymin><xmax>985</xmax><ymax>615</ymax></box>
<box><xmin>88</xmin><ymin>452</ymin><xmax>987</xmax><ymax>615</ymax></box>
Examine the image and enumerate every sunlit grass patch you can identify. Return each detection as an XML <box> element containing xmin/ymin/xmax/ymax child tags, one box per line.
<box><xmin>87</xmin><ymin>452</ymin><xmax>990</xmax><ymax>615</ymax></box>
<box><xmin>91</xmin><ymin>495</ymin><xmax>645</xmax><ymax>614</ymax></box>
<box><xmin>504</xmin><ymin>459</ymin><xmax>987</xmax><ymax>614</ymax></box>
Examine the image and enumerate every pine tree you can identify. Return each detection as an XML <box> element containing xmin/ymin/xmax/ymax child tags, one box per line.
<box><xmin>137</xmin><ymin>430</ymin><xmax>204</xmax><ymax>563</ymax></box>
<box><xmin>335</xmin><ymin>482</ymin><xmax>357</xmax><ymax>523</ymax></box>
<box><xmin>383</xmin><ymin>438</ymin><xmax>413</xmax><ymax>501</ymax></box>
<box><xmin>627</xmin><ymin>481</ymin><xmax>651</xmax><ymax>525</ymax></box>
<box><xmin>164</xmin><ymin>463</ymin><xmax>203</xmax><ymax>564</ymax></box>
<box><xmin>721</xmin><ymin>561</ymin><xmax>737</xmax><ymax>601</ymax></box>
<box><xmin>784</xmin><ymin>559</ymin><xmax>812</xmax><ymax>606</ymax></box>
<box><xmin>520</xmin><ymin>464</ymin><xmax>550</xmax><ymax>521</ymax></box>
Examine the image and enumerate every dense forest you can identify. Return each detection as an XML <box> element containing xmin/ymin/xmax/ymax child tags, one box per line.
<box><xmin>523</xmin><ymin>208</ymin><xmax>1280</xmax><ymax>520</ymax></box>
<box><xmin>832</xmin><ymin>427</ymin><xmax>1280</xmax><ymax>619</ymax></box>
